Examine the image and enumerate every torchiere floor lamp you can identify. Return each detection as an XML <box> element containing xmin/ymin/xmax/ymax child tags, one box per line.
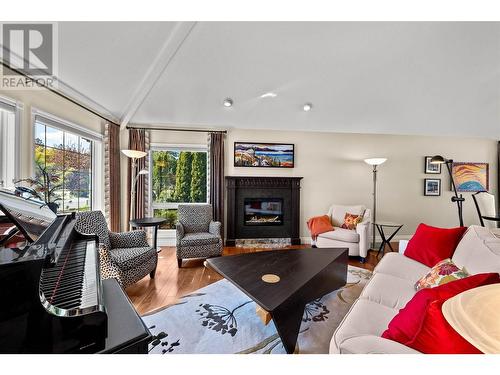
<box><xmin>364</xmin><ymin>157</ymin><xmax>387</xmax><ymax>249</ymax></box>
<box><xmin>122</xmin><ymin>149</ymin><xmax>148</xmax><ymax>229</ymax></box>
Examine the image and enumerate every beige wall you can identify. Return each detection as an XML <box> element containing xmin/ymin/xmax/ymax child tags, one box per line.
<box><xmin>147</xmin><ymin>127</ymin><xmax>497</xmax><ymax>240</ymax></box>
<box><xmin>225</xmin><ymin>129</ymin><xmax>498</xmax><ymax>239</ymax></box>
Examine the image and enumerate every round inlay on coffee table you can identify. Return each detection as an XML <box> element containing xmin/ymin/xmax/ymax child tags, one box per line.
<box><xmin>261</xmin><ymin>274</ymin><xmax>280</xmax><ymax>283</ymax></box>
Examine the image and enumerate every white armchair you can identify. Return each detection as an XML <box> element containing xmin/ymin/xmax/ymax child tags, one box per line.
<box><xmin>315</xmin><ymin>204</ymin><xmax>372</xmax><ymax>262</ymax></box>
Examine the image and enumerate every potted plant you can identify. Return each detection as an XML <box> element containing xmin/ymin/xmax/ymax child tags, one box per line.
<box><xmin>15</xmin><ymin>164</ymin><xmax>63</xmax><ymax>214</ymax></box>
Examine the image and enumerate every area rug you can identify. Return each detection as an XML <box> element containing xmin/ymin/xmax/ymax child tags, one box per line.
<box><xmin>142</xmin><ymin>265</ymin><xmax>372</xmax><ymax>354</ymax></box>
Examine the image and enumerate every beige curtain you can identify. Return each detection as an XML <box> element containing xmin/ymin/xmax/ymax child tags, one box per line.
<box><xmin>127</xmin><ymin>128</ymin><xmax>150</xmax><ymax>221</ymax></box>
<box><xmin>209</xmin><ymin>132</ymin><xmax>225</xmax><ymax>238</ymax></box>
<box><xmin>104</xmin><ymin>123</ymin><xmax>121</xmax><ymax>231</ymax></box>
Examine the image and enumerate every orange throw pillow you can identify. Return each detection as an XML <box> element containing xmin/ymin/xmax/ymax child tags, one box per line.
<box><xmin>341</xmin><ymin>212</ymin><xmax>363</xmax><ymax>230</ymax></box>
<box><xmin>307</xmin><ymin>215</ymin><xmax>334</xmax><ymax>241</ymax></box>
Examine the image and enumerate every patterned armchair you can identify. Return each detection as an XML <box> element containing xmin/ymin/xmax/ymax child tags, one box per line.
<box><xmin>176</xmin><ymin>204</ymin><xmax>223</xmax><ymax>267</ymax></box>
<box><xmin>75</xmin><ymin>211</ymin><xmax>158</xmax><ymax>288</ymax></box>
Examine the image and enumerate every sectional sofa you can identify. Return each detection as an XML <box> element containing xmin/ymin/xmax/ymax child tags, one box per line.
<box><xmin>330</xmin><ymin>225</ymin><xmax>500</xmax><ymax>354</ymax></box>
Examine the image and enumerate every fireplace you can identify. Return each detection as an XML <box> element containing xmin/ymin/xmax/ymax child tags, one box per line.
<box><xmin>244</xmin><ymin>198</ymin><xmax>283</xmax><ymax>226</ymax></box>
<box><xmin>226</xmin><ymin>176</ymin><xmax>303</xmax><ymax>246</ymax></box>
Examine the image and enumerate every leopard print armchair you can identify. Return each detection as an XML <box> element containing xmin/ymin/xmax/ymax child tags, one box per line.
<box><xmin>75</xmin><ymin>211</ymin><xmax>158</xmax><ymax>288</ymax></box>
<box><xmin>176</xmin><ymin>204</ymin><xmax>223</xmax><ymax>267</ymax></box>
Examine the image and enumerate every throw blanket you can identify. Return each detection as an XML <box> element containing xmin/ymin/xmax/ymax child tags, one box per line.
<box><xmin>307</xmin><ymin>215</ymin><xmax>334</xmax><ymax>241</ymax></box>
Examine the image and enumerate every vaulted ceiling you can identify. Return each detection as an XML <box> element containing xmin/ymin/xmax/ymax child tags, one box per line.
<box><xmin>13</xmin><ymin>22</ymin><xmax>500</xmax><ymax>137</ymax></box>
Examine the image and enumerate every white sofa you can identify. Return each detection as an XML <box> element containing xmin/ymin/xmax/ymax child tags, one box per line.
<box><xmin>316</xmin><ymin>204</ymin><xmax>372</xmax><ymax>261</ymax></box>
<box><xmin>329</xmin><ymin>225</ymin><xmax>500</xmax><ymax>354</ymax></box>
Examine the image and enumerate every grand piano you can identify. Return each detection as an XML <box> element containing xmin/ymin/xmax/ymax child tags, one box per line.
<box><xmin>0</xmin><ymin>190</ymin><xmax>151</xmax><ymax>353</ymax></box>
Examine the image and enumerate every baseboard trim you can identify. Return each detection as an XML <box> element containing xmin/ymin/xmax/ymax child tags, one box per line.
<box><xmin>160</xmin><ymin>235</ymin><xmax>413</xmax><ymax>247</ymax></box>
<box><xmin>300</xmin><ymin>234</ymin><xmax>412</xmax><ymax>245</ymax></box>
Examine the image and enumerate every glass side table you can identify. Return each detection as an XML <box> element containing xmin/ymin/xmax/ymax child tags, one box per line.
<box><xmin>374</xmin><ymin>222</ymin><xmax>404</xmax><ymax>258</ymax></box>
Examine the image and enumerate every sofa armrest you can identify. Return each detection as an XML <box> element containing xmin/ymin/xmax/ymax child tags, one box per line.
<box><xmin>399</xmin><ymin>239</ymin><xmax>409</xmax><ymax>254</ymax></box>
<box><xmin>109</xmin><ymin>230</ymin><xmax>149</xmax><ymax>249</ymax></box>
<box><xmin>356</xmin><ymin>221</ymin><xmax>370</xmax><ymax>258</ymax></box>
<box><xmin>209</xmin><ymin>221</ymin><xmax>221</xmax><ymax>236</ymax></box>
<box><xmin>335</xmin><ymin>335</ymin><xmax>421</xmax><ymax>354</ymax></box>
<box><xmin>176</xmin><ymin>222</ymin><xmax>185</xmax><ymax>246</ymax></box>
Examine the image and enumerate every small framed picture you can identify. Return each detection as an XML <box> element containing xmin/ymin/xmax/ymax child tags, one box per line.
<box><xmin>424</xmin><ymin>178</ymin><xmax>441</xmax><ymax>196</ymax></box>
<box><xmin>425</xmin><ymin>156</ymin><xmax>441</xmax><ymax>174</ymax></box>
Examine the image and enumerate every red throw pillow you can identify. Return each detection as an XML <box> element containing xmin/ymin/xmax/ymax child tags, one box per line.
<box><xmin>404</xmin><ymin>223</ymin><xmax>467</xmax><ymax>267</ymax></box>
<box><xmin>381</xmin><ymin>273</ymin><xmax>500</xmax><ymax>354</ymax></box>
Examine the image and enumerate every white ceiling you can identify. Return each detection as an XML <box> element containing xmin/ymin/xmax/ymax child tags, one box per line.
<box><xmin>19</xmin><ymin>22</ymin><xmax>500</xmax><ymax>137</ymax></box>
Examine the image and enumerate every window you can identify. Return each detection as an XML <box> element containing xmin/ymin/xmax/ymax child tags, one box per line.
<box><xmin>0</xmin><ymin>97</ymin><xmax>19</xmax><ymax>189</ymax></box>
<box><xmin>150</xmin><ymin>145</ymin><xmax>208</xmax><ymax>229</ymax></box>
<box><xmin>33</xmin><ymin>112</ymin><xmax>102</xmax><ymax>213</ymax></box>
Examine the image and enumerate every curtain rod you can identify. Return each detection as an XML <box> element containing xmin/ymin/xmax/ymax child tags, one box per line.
<box><xmin>0</xmin><ymin>60</ymin><xmax>121</xmax><ymax>127</ymax></box>
<box><xmin>126</xmin><ymin>125</ymin><xmax>227</xmax><ymax>134</ymax></box>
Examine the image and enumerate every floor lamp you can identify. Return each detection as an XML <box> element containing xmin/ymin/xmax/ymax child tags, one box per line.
<box><xmin>364</xmin><ymin>158</ymin><xmax>387</xmax><ymax>249</ymax></box>
<box><xmin>430</xmin><ymin>155</ymin><xmax>465</xmax><ymax>227</ymax></box>
<box><xmin>122</xmin><ymin>149</ymin><xmax>148</xmax><ymax>229</ymax></box>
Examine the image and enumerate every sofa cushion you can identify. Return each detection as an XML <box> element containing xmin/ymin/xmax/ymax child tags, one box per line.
<box><xmin>317</xmin><ymin>228</ymin><xmax>359</xmax><ymax>243</ymax></box>
<box><xmin>110</xmin><ymin>246</ymin><xmax>157</xmax><ymax>271</ymax></box>
<box><xmin>404</xmin><ymin>223</ymin><xmax>467</xmax><ymax>267</ymax></box>
<box><xmin>335</xmin><ymin>335</ymin><xmax>421</xmax><ymax>354</ymax></box>
<box><xmin>180</xmin><ymin>232</ymin><xmax>220</xmax><ymax>246</ymax></box>
<box><xmin>381</xmin><ymin>273</ymin><xmax>500</xmax><ymax>354</ymax></box>
<box><xmin>328</xmin><ymin>204</ymin><xmax>366</xmax><ymax>228</ymax></box>
<box><xmin>452</xmin><ymin>226</ymin><xmax>500</xmax><ymax>274</ymax></box>
<box><xmin>415</xmin><ymin>258</ymin><xmax>469</xmax><ymax>291</ymax></box>
<box><xmin>360</xmin><ymin>273</ymin><xmax>416</xmax><ymax>310</ymax></box>
<box><xmin>331</xmin><ymin>299</ymin><xmax>398</xmax><ymax>353</ymax></box>
<box><xmin>373</xmin><ymin>252</ymin><xmax>430</xmax><ymax>282</ymax></box>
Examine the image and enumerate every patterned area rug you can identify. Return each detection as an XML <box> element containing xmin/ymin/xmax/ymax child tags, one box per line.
<box><xmin>142</xmin><ymin>265</ymin><xmax>372</xmax><ymax>354</ymax></box>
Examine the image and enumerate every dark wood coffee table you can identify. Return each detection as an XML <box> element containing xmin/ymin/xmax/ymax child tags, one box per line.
<box><xmin>205</xmin><ymin>248</ymin><xmax>348</xmax><ymax>353</ymax></box>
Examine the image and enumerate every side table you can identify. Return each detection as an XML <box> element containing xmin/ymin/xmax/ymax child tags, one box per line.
<box><xmin>129</xmin><ymin>217</ymin><xmax>166</xmax><ymax>252</ymax></box>
<box><xmin>374</xmin><ymin>222</ymin><xmax>404</xmax><ymax>258</ymax></box>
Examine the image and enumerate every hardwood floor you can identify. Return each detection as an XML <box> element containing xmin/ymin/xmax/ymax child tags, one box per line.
<box><xmin>126</xmin><ymin>245</ymin><xmax>391</xmax><ymax>316</ymax></box>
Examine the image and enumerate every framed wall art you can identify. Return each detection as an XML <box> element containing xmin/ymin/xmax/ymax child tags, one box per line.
<box><xmin>451</xmin><ymin>162</ymin><xmax>489</xmax><ymax>192</ymax></box>
<box><xmin>425</xmin><ymin>156</ymin><xmax>441</xmax><ymax>174</ymax></box>
<box><xmin>234</xmin><ymin>142</ymin><xmax>294</xmax><ymax>168</ymax></box>
<box><xmin>424</xmin><ymin>178</ymin><xmax>441</xmax><ymax>196</ymax></box>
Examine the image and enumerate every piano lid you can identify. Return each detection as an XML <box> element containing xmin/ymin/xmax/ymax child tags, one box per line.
<box><xmin>0</xmin><ymin>189</ymin><xmax>57</xmax><ymax>243</ymax></box>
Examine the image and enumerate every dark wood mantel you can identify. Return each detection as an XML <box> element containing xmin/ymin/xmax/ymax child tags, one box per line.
<box><xmin>225</xmin><ymin>176</ymin><xmax>303</xmax><ymax>246</ymax></box>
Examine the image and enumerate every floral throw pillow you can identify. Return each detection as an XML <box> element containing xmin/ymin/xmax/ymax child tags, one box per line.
<box><xmin>341</xmin><ymin>212</ymin><xmax>364</xmax><ymax>230</ymax></box>
<box><xmin>415</xmin><ymin>258</ymin><xmax>469</xmax><ymax>291</ymax></box>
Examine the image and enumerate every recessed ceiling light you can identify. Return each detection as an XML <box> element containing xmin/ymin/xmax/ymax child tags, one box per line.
<box><xmin>303</xmin><ymin>103</ymin><xmax>312</xmax><ymax>112</ymax></box>
<box><xmin>223</xmin><ymin>98</ymin><xmax>233</xmax><ymax>107</ymax></box>
<box><xmin>260</xmin><ymin>92</ymin><xmax>277</xmax><ymax>98</ymax></box>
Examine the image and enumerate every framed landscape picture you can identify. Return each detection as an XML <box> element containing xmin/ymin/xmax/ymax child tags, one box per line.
<box><xmin>424</xmin><ymin>156</ymin><xmax>441</xmax><ymax>174</ymax></box>
<box><xmin>234</xmin><ymin>142</ymin><xmax>294</xmax><ymax>168</ymax></box>
<box><xmin>424</xmin><ymin>178</ymin><xmax>441</xmax><ymax>196</ymax></box>
<box><xmin>451</xmin><ymin>162</ymin><xmax>489</xmax><ymax>192</ymax></box>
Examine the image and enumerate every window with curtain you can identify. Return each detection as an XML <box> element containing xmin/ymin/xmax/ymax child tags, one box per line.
<box><xmin>33</xmin><ymin>113</ymin><xmax>100</xmax><ymax>213</ymax></box>
<box><xmin>0</xmin><ymin>98</ymin><xmax>18</xmax><ymax>189</ymax></box>
<box><xmin>151</xmin><ymin>145</ymin><xmax>208</xmax><ymax>229</ymax></box>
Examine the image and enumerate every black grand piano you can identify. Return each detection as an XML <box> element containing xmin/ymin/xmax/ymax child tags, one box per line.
<box><xmin>0</xmin><ymin>190</ymin><xmax>151</xmax><ymax>353</ymax></box>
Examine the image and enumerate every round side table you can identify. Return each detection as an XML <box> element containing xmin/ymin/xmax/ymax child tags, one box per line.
<box><xmin>129</xmin><ymin>217</ymin><xmax>166</xmax><ymax>252</ymax></box>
